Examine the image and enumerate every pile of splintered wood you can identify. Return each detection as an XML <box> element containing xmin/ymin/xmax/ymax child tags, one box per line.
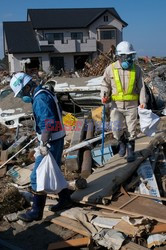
<box><xmin>82</xmin><ymin>52</ymin><xmax>114</xmax><ymax>77</ymax></box>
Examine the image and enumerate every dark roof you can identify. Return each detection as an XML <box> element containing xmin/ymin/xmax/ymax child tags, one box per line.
<box><xmin>3</xmin><ymin>22</ymin><xmax>40</xmax><ymax>53</ymax></box>
<box><xmin>27</xmin><ymin>8</ymin><xmax>127</xmax><ymax>29</ymax></box>
<box><xmin>98</xmin><ymin>25</ymin><xmax>117</xmax><ymax>29</ymax></box>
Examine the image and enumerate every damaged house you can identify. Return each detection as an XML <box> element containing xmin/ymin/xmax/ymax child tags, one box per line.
<box><xmin>3</xmin><ymin>8</ymin><xmax>127</xmax><ymax>74</ymax></box>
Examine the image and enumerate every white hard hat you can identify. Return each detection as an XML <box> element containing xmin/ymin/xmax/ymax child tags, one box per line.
<box><xmin>116</xmin><ymin>41</ymin><xmax>136</xmax><ymax>55</ymax></box>
<box><xmin>10</xmin><ymin>72</ymin><xmax>32</xmax><ymax>97</ymax></box>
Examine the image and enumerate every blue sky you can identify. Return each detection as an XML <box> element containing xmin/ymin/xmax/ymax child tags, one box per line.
<box><xmin>0</xmin><ymin>0</ymin><xmax>166</xmax><ymax>59</ymax></box>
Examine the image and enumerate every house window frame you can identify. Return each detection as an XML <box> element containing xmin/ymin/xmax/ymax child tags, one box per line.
<box><xmin>99</xmin><ymin>29</ymin><xmax>116</xmax><ymax>40</ymax></box>
<box><xmin>71</xmin><ymin>32</ymin><xmax>83</xmax><ymax>42</ymax></box>
<box><xmin>103</xmin><ymin>15</ymin><xmax>109</xmax><ymax>22</ymax></box>
<box><xmin>44</xmin><ymin>32</ymin><xmax>64</xmax><ymax>44</ymax></box>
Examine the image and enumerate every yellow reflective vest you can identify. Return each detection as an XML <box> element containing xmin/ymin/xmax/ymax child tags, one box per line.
<box><xmin>111</xmin><ymin>63</ymin><xmax>139</xmax><ymax>101</ymax></box>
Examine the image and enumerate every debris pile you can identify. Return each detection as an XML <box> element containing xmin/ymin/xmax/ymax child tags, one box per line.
<box><xmin>82</xmin><ymin>52</ymin><xmax>114</xmax><ymax>77</ymax></box>
<box><xmin>145</xmin><ymin>65</ymin><xmax>166</xmax><ymax>112</ymax></box>
<box><xmin>0</xmin><ymin>102</ymin><xmax>166</xmax><ymax>249</ymax></box>
<box><xmin>0</xmin><ymin>69</ymin><xmax>166</xmax><ymax>249</ymax></box>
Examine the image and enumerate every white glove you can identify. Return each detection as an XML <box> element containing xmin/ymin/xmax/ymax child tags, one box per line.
<box><xmin>39</xmin><ymin>142</ymin><xmax>49</xmax><ymax>156</ymax></box>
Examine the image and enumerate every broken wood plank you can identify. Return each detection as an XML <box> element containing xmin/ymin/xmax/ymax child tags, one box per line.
<box><xmin>47</xmin><ymin>237</ymin><xmax>91</xmax><ymax>250</ymax></box>
<box><xmin>121</xmin><ymin>241</ymin><xmax>148</xmax><ymax>250</ymax></box>
<box><xmin>114</xmin><ymin>220</ymin><xmax>140</xmax><ymax>236</ymax></box>
<box><xmin>116</xmin><ymin>195</ymin><xmax>139</xmax><ymax>210</ymax></box>
<box><xmin>51</xmin><ymin>216</ymin><xmax>91</xmax><ymax>237</ymax></box>
<box><xmin>0</xmin><ymin>150</ymin><xmax>8</xmax><ymax>177</ymax></box>
<box><xmin>79</xmin><ymin>194</ymin><xmax>166</xmax><ymax>224</ymax></box>
<box><xmin>71</xmin><ymin>132</ymin><xmax>166</xmax><ymax>204</ymax></box>
<box><xmin>151</xmin><ymin>223</ymin><xmax>166</xmax><ymax>234</ymax></box>
<box><xmin>65</xmin><ymin>118</ymin><xmax>85</xmax><ymax>171</ymax></box>
<box><xmin>89</xmin><ymin>210</ymin><xmax>127</xmax><ymax>218</ymax></box>
<box><xmin>128</xmin><ymin>192</ymin><xmax>166</xmax><ymax>202</ymax></box>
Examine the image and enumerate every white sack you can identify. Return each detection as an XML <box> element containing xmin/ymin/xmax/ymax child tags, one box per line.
<box><xmin>138</xmin><ymin>107</ymin><xmax>160</xmax><ymax>136</ymax></box>
<box><xmin>36</xmin><ymin>152</ymin><xmax>68</xmax><ymax>193</ymax></box>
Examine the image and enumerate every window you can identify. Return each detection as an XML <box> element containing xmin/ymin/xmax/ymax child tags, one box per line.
<box><xmin>103</xmin><ymin>15</ymin><xmax>108</xmax><ymax>22</ymax></box>
<box><xmin>100</xmin><ymin>30</ymin><xmax>116</xmax><ymax>40</ymax></box>
<box><xmin>45</xmin><ymin>33</ymin><xmax>64</xmax><ymax>44</ymax></box>
<box><xmin>71</xmin><ymin>32</ymin><xmax>83</xmax><ymax>42</ymax></box>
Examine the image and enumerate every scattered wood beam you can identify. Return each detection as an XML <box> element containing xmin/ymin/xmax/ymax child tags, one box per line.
<box><xmin>47</xmin><ymin>237</ymin><xmax>91</xmax><ymax>250</ymax></box>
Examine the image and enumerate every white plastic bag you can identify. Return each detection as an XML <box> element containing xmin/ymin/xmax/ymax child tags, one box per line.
<box><xmin>138</xmin><ymin>107</ymin><xmax>160</xmax><ymax>136</ymax></box>
<box><xmin>36</xmin><ymin>152</ymin><xmax>68</xmax><ymax>193</ymax></box>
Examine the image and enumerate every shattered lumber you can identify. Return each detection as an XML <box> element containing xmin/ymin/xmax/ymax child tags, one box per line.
<box><xmin>127</xmin><ymin>192</ymin><xmax>166</xmax><ymax>202</ymax></box>
<box><xmin>151</xmin><ymin>223</ymin><xmax>166</xmax><ymax>234</ymax></box>
<box><xmin>65</xmin><ymin>118</ymin><xmax>85</xmax><ymax>171</ymax></box>
<box><xmin>47</xmin><ymin>237</ymin><xmax>91</xmax><ymax>250</ymax></box>
<box><xmin>51</xmin><ymin>216</ymin><xmax>91</xmax><ymax>237</ymax></box>
<box><xmin>0</xmin><ymin>150</ymin><xmax>8</xmax><ymax>177</ymax></box>
<box><xmin>79</xmin><ymin>193</ymin><xmax>166</xmax><ymax>224</ymax></box>
<box><xmin>121</xmin><ymin>241</ymin><xmax>148</xmax><ymax>250</ymax></box>
<box><xmin>71</xmin><ymin>131</ymin><xmax>166</xmax><ymax>203</ymax></box>
<box><xmin>114</xmin><ymin>219</ymin><xmax>142</xmax><ymax>237</ymax></box>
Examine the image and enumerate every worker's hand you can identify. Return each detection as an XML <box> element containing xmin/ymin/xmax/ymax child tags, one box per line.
<box><xmin>39</xmin><ymin>141</ymin><xmax>49</xmax><ymax>156</ymax></box>
<box><xmin>102</xmin><ymin>96</ymin><xmax>109</xmax><ymax>104</ymax></box>
<box><xmin>139</xmin><ymin>103</ymin><xmax>145</xmax><ymax>109</ymax></box>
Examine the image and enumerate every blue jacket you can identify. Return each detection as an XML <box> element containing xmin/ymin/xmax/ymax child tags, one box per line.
<box><xmin>32</xmin><ymin>85</ymin><xmax>61</xmax><ymax>135</ymax></box>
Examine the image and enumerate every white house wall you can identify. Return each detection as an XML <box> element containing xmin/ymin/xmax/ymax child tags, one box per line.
<box><xmin>8</xmin><ymin>54</ymin><xmax>21</xmax><ymax>73</ymax></box>
<box><xmin>8</xmin><ymin>52</ymin><xmax>76</xmax><ymax>73</ymax></box>
<box><xmin>37</xmin><ymin>29</ymin><xmax>89</xmax><ymax>43</ymax></box>
<box><xmin>89</xmin><ymin>11</ymin><xmax>123</xmax><ymax>43</ymax></box>
<box><xmin>8</xmin><ymin>53</ymin><xmax>50</xmax><ymax>73</ymax></box>
<box><xmin>111</xmin><ymin>19</ymin><xmax>123</xmax><ymax>43</ymax></box>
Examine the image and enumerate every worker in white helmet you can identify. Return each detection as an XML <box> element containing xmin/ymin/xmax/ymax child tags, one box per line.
<box><xmin>101</xmin><ymin>41</ymin><xmax>147</xmax><ymax>162</ymax></box>
<box><xmin>10</xmin><ymin>72</ymin><xmax>72</xmax><ymax>222</ymax></box>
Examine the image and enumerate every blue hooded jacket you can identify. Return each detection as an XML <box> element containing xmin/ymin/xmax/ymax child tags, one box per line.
<box><xmin>32</xmin><ymin>85</ymin><xmax>61</xmax><ymax>135</ymax></box>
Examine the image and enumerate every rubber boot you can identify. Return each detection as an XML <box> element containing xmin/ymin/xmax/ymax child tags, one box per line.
<box><xmin>118</xmin><ymin>135</ymin><xmax>127</xmax><ymax>157</ymax></box>
<box><xmin>17</xmin><ymin>194</ymin><xmax>46</xmax><ymax>222</ymax></box>
<box><xmin>126</xmin><ymin>140</ymin><xmax>135</xmax><ymax>162</ymax></box>
<box><xmin>48</xmin><ymin>188</ymin><xmax>72</xmax><ymax>212</ymax></box>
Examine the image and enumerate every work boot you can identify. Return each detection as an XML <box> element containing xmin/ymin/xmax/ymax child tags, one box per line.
<box><xmin>48</xmin><ymin>188</ymin><xmax>72</xmax><ymax>212</ymax></box>
<box><xmin>17</xmin><ymin>194</ymin><xmax>46</xmax><ymax>222</ymax></box>
<box><xmin>118</xmin><ymin>135</ymin><xmax>127</xmax><ymax>157</ymax></box>
<box><xmin>126</xmin><ymin>140</ymin><xmax>135</xmax><ymax>162</ymax></box>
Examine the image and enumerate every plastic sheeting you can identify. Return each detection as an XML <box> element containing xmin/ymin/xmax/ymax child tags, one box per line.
<box><xmin>138</xmin><ymin>107</ymin><xmax>160</xmax><ymax>136</ymax></box>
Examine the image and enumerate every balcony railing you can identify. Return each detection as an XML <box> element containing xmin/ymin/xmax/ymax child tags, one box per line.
<box><xmin>39</xmin><ymin>39</ymin><xmax>97</xmax><ymax>53</ymax></box>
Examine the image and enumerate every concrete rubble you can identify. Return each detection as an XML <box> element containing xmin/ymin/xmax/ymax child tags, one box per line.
<box><xmin>0</xmin><ymin>58</ymin><xmax>166</xmax><ymax>249</ymax></box>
